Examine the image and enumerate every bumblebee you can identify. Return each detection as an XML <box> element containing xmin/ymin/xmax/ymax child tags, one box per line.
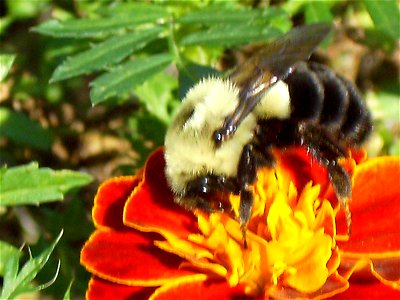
<box><xmin>164</xmin><ymin>24</ymin><xmax>372</xmax><ymax>238</ymax></box>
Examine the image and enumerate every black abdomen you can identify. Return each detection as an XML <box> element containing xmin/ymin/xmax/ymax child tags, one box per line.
<box><xmin>285</xmin><ymin>62</ymin><xmax>372</xmax><ymax>146</ymax></box>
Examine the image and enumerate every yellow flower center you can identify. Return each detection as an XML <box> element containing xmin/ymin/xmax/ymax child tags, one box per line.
<box><xmin>155</xmin><ymin>165</ymin><xmax>339</xmax><ymax>297</ymax></box>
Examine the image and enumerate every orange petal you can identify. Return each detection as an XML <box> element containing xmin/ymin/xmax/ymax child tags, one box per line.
<box><xmin>93</xmin><ymin>176</ymin><xmax>140</xmax><ymax>230</ymax></box>
<box><xmin>81</xmin><ymin>230</ymin><xmax>195</xmax><ymax>286</ymax></box>
<box><xmin>87</xmin><ymin>276</ymin><xmax>155</xmax><ymax>300</ymax></box>
<box><xmin>339</xmin><ymin>255</ymin><xmax>400</xmax><ymax>289</ymax></box>
<box><xmin>149</xmin><ymin>274</ymin><xmax>252</xmax><ymax>300</ymax></box>
<box><xmin>330</xmin><ymin>279</ymin><xmax>400</xmax><ymax>300</ymax></box>
<box><xmin>268</xmin><ymin>272</ymin><xmax>349</xmax><ymax>299</ymax></box>
<box><xmin>337</xmin><ymin>156</ymin><xmax>400</xmax><ymax>253</ymax></box>
<box><xmin>124</xmin><ymin>149</ymin><xmax>198</xmax><ymax>237</ymax></box>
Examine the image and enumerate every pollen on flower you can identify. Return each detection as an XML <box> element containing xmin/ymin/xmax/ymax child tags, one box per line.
<box><xmin>153</xmin><ymin>166</ymin><xmax>338</xmax><ymax>297</ymax></box>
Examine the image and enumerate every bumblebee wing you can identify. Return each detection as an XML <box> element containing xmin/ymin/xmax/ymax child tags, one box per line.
<box><xmin>214</xmin><ymin>23</ymin><xmax>332</xmax><ymax>144</ymax></box>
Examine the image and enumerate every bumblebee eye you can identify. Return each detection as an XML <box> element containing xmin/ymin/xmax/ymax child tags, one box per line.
<box><xmin>213</xmin><ymin>129</ymin><xmax>224</xmax><ymax>147</ymax></box>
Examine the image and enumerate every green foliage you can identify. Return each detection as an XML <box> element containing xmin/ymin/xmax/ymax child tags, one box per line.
<box><xmin>63</xmin><ymin>280</ymin><xmax>73</xmax><ymax>300</ymax></box>
<box><xmin>50</xmin><ymin>27</ymin><xmax>163</xmax><ymax>82</ymax></box>
<box><xmin>303</xmin><ymin>1</ymin><xmax>334</xmax><ymax>23</ymax></box>
<box><xmin>180</xmin><ymin>24</ymin><xmax>282</xmax><ymax>47</ymax></box>
<box><xmin>0</xmin><ymin>242</ymin><xmax>21</xmax><ymax>276</ymax></box>
<box><xmin>33</xmin><ymin>2</ymin><xmax>292</xmax><ymax>110</ymax></box>
<box><xmin>135</xmin><ymin>72</ymin><xmax>178</xmax><ymax>123</ymax></box>
<box><xmin>0</xmin><ymin>163</ymin><xmax>92</xmax><ymax>206</ymax></box>
<box><xmin>0</xmin><ymin>54</ymin><xmax>16</xmax><ymax>82</ymax></box>
<box><xmin>90</xmin><ymin>53</ymin><xmax>173</xmax><ymax>105</ymax></box>
<box><xmin>363</xmin><ymin>0</ymin><xmax>399</xmax><ymax>41</ymax></box>
<box><xmin>0</xmin><ymin>108</ymin><xmax>54</xmax><ymax>151</ymax></box>
<box><xmin>360</xmin><ymin>0</ymin><xmax>399</xmax><ymax>51</ymax></box>
<box><xmin>0</xmin><ymin>231</ymin><xmax>63</xmax><ymax>300</ymax></box>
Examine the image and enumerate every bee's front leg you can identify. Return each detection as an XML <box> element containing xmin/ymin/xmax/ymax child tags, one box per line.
<box><xmin>178</xmin><ymin>175</ymin><xmax>238</xmax><ymax>213</ymax></box>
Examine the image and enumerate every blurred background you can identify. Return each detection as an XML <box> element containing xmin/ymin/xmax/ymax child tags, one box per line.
<box><xmin>0</xmin><ymin>0</ymin><xmax>398</xmax><ymax>299</ymax></box>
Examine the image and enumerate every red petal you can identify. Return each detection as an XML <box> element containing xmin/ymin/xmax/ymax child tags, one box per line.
<box><xmin>87</xmin><ymin>276</ymin><xmax>155</xmax><ymax>300</ymax></box>
<box><xmin>338</xmin><ymin>157</ymin><xmax>400</xmax><ymax>253</ymax></box>
<box><xmin>330</xmin><ymin>279</ymin><xmax>399</xmax><ymax>299</ymax></box>
<box><xmin>124</xmin><ymin>149</ymin><xmax>198</xmax><ymax>237</ymax></box>
<box><xmin>93</xmin><ymin>176</ymin><xmax>141</xmax><ymax>230</ymax></box>
<box><xmin>277</xmin><ymin>147</ymin><xmax>329</xmax><ymax>191</ymax></box>
<box><xmin>372</xmin><ymin>257</ymin><xmax>400</xmax><ymax>283</ymax></box>
<box><xmin>339</xmin><ymin>256</ymin><xmax>400</xmax><ymax>289</ymax></box>
<box><xmin>269</xmin><ymin>272</ymin><xmax>348</xmax><ymax>299</ymax></box>
<box><xmin>150</xmin><ymin>275</ymin><xmax>252</xmax><ymax>300</ymax></box>
<box><xmin>81</xmin><ymin>230</ymin><xmax>195</xmax><ymax>285</ymax></box>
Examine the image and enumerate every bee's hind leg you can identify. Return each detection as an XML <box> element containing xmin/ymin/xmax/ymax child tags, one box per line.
<box><xmin>298</xmin><ymin>123</ymin><xmax>352</xmax><ymax>234</ymax></box>
<box><xmin>327</xmin><ymin>163</ymin><xmax>352</xmax><ymax>234</ymax></box>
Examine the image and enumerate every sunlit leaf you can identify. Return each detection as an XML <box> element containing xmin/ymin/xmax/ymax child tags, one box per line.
<box><xmin>135</xmin><ymin>72</ymin><xmax>178</xmax><ymax>123</ymax></box>
<box><xmin>0</xmin><ymin>163</ymin><xmax>92</xmax><ymax>207</ymax></box>
<box><xmin>128</xmin><ymin>111</ymin><xmax>167</xmax><ymax>168</ymax></box>
<box><xmin>6</xmin><ymin>0</ymin><xmax>50</xmax><ymax>19</ymax></box>
<box><xmin>90</xmin><ymin>53</ymin><xmax>172</xmax><ymax>105</ymax></box>
<box><xmin>105</xmin><ymin>3</ymin><xmax>168</xmax><ymax>18</ymax></box>
<box><xmin>0</xmin><ymin>231</ymin><xmax>63</xmax><ymax>300</ymax></box>
<box><xmin>0</xmin><ymin>54</ymin><xmax>16</xmax><ymax>82</ymax></box>
<box><xmin>0</xmin><ymin>241</ymin><xmax>21</xmax><ymax>276</ymax></box>
<box><xmin>0</xmin><ymin>108</ymin><xmax>54</xmax><ymax>151</ymax></box>
<box><xmin>32</xmin><ymin>8</ymin><xmax>168</xmax><ymax>39</ymax></box>
<box><xmin>63</xmin><ymin>280</ymin><xmax>73</xmax><ymax>300</ymax></box>
<box><xmin>304</xmin><ymin>1</ymin><xmax>333</xmax><ymax>23</ymax></box>
<box><xmin>180</xmin><ymin>24</ymin><xmax>282</xmax><ymax>47</ymax></box>
<box><xmin>178</xmin><ymin>62</ymin><xmax>220</xmax><ymax>99</ymax></box>
<box><xmin>50</xmin><ymin>27</ymin><xmax>163</xmax><ymax>82</ymax></box>
<box><xmin>363</xmin><ymin>0</ymin><xmax>399</xmax><ymax>40</ymax></box>
<box><xmin>178</xmin><ymin>6</ymin><xmax>286</xmax><ymax>26</ymax></box>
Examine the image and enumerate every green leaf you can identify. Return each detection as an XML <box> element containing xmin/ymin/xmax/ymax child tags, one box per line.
<box><xmin>90</xmin><ymin>53</ymin><xmax>173</xmax><ymax>105</ymax></box>
<box><xmin>0</xmin><ymin>231</ymin><xmax>63</xmax><ymax>300</ymax></box>
<box><xmin>105</xmin><ymin>3</ymin><xmax>168</xmax><ymax>18</ymax></box>
<box><xmin>50</xmin><ymin>27</ymin><xmax>163</xmax><ymax>82</ymax></box>
<box><xmin>180</xmin><ymin>24</ymin><xmax>282</xmax><ymax>47</ymax></box>
<box><xmin>135</xmin><ymin>72</ymin><xmax>178</xmax><ymax>123</ymax></box>
<box><xmin>367</xmin><ymin>90</ymin><xmax>400</xmax><ymax>121</ymax></box>
<box><xmin>0</xmin><ymin>54</ymin><xmax>16</xmax><ymax>82</ymax></box>
<box><xmin>177</xmin><ymin>5</ymin><xmax>268</xmax><ymax>25</ymax></box>
<box><xmin>178</xmin><ymin>6</ymin><xmax>290</xmax><ymax>34</ymax></box>
<box><xmin>304</xmin><ymin>1</ymin><xmax>333</xmax><ymax>24</ymax></box>
<box><xmin>128</xmin><ymin>111</ymin><xmax>167</xmax><ymax>168</ymax></box>
<box><xmin>2</xmin><ymin>249</ymin><xmax>20</xmax><ymax>294</ymax></box>
<box><xmin>63</xmin><ymin>280</ymin><xmax>73</xmax><ymax>300</ymax></box>
<box><xmin>0</xmin><ymin>108</ymin><xmax>54</xmax><ymax>151</ymax></box>
<box><xmin>362</xmin><ymin>28</ymin><xmax>396</xmax><ymax>51</ymax></box>
<box><xmin>32</xmin><ymin>10</ymin><xmax>168</xmax><ymax>38</ymax></box>
<box><xmin>6</xmin><ymin>0</ymin><xmax>50</xmax><ymax>19</ymax></box>
<box><xmin>363</xmin><ymin>0</ymin><xmax>400</xmax><ymax>40</ymax></box>
<box><xmin>0</xmin><ymin>241</ymin><xmax>21</xmax><ymax>276</ymax></box>
<box><xmin>178</xmin><ymin>62</ymin><xmax>220</xmax><ymax>100</ymax></box>
<box><xmin>0</xmin><ymin>163</ymin><xmax>92</xmax><ymax>207</ymax></box>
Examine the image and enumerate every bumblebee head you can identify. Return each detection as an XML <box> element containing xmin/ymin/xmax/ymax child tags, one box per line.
<box><xmin>164</xmin><ymin>77</ymin><xmax>256</xmax><ymax>194</ymax></box>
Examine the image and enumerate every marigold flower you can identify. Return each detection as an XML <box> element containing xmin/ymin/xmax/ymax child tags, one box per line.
<box><xmin>81</xmin><ymin>147</ymin><xmax>400</xmax><ymax>299</ymax></box>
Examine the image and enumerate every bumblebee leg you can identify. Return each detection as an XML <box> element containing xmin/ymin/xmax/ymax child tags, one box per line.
<box><xmin>174</xmin><ymin>195</ymin><xmax>214</xmax><ymax>213</ymax></box>
<box><xmin>298</xmin><ymin>123</ymin><xmax>352</xmax><ymax>234</ymax></box>
<box><xmin>182</xmin><ymin>175</ymin><xmax>238</xmax><ymax>212</ymax></box>
<box><xmin>237</xmin><ymin>144</ymin><xmax>257</xmax><ymax>226</ymax></box>
<box><xmin>328</xmin><ymin>163</ymin><xmax>352</xmax><ymax>234</ymax></box>
<box><xmin>237</xmin><ymin>142</ymin><xmax>276</xmax><ymax>222</ymax></box>
<box><xmin>238</xmin><ymin>143</ymin><xmax>276</xmax><ymax>247</ymax></box>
